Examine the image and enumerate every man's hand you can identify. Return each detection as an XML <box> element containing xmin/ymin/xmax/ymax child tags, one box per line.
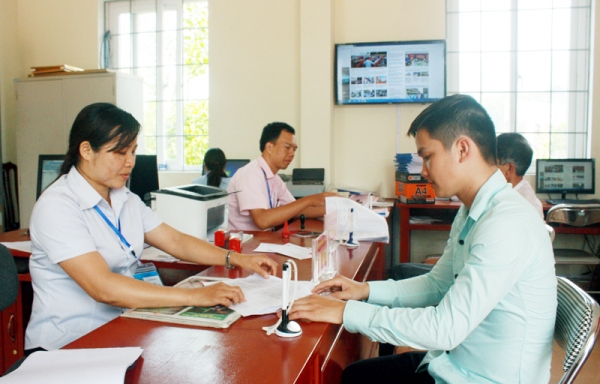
<box><xmin>288</xmin><ymin>294</ymin><xmax>346</xmax><ymax>324</ymax></box>
<box><xmin>305</xmin><ymin>192</ymin><xmax>339</xmax><ymax>208</ymax></box>
<box><xmin>231</xmin><ymin>253</ymin><xmax>278</xmax><ymax>278</ymax></box>
<box><xmin>312</xmin><ymin>275</ymin><xmax>370</xmax><ymax>301</ymax></box>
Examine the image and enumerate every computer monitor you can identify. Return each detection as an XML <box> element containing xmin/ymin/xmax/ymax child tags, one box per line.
<box><xmin>201</xmin><ymin>159</ymin><xmax>250</xmax><ymax>178</ymax></box>
<box><xmin>37</xmin><ymin>154</ymin><xmax>66</xmax><ymax>199</ymax></box>
<box><xmin>224</xmin><ymin>159</ymin><xmax>250</xmax><ymax>178</ymax></box>
<box><xmin>536</xmin><ymin>158</ymin><xmax>595</xmax><ymax>199</ymax></box>
<box><xmin>128</xmin><ymin>155</ymin><xmax>159</xmax><ymax>205</ymax></box>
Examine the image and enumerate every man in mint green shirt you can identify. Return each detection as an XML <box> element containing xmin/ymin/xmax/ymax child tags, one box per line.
<box><xmin>289</xmin><ymin>94</ymin><xmax>556</xmax><ymax>383</ymax></box>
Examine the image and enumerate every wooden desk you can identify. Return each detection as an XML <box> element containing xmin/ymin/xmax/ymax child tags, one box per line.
<box><xmin>396</xmin><ymin>200</ymin><xmax>600</xmax><ymax>263</ymax></box>
<box><xmin>56</xmin><ymin>220</ymin><xmax>384</xmax><ymax>383</ymax></box>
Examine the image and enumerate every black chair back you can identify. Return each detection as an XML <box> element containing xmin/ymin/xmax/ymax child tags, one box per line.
<box><xmin>0</xmin><ymin>244</ymin><xmax>18</xmax><ymax>311</ymax></box>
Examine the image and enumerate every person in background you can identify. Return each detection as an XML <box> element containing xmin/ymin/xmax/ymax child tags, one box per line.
<box><xmin>288</xmin><ymin>95</ymin><xmax>556</xmax><ymax>383</ymax></box>
<box><xmin>192</xmin><ymin>147</ymin><xmax>230</xmax><ymax>190</ymax></box>
<box><xmin>391</xmin><ymin>132</ymin><xmax>546</xmax><ymax>282</ymax></box>
<box><xmin>497</xmin><ymin>132</ymin><xmax>544</xmax><ymax>219</ymax></box>
<box><xmin>25</xmin><ymin>103</ymin><xmax>277</xmax><ymax>353</ymax></box>
<box><xmin>227</xmin><ymin>122</ymin><xmax>337</xmax><ymax>231</ymax></box>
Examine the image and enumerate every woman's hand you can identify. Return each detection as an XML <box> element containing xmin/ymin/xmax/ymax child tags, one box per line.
<box><xmin>231</xmin><ymin>253</ymin><xmax>277</xmax><ymax>278</ymax></box>
<box><xmin>188</xmin><ymin>282</ymin><xmax>246</xmax><ymax>307</ymax></box>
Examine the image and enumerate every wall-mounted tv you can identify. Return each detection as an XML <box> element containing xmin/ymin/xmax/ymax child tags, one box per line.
<box><xmin>335</xmin><ymin>40</ymin><xmax>446</xmax><ymax>105</ymax></box>
<box><xmin>536</xmin><ymin>158</ymin><xmax>595</xmax><ymax>199</ymax></box>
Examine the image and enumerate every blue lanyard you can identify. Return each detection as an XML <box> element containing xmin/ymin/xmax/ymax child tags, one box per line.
<box><xmin>93</xmin><ymin>205</ymin><xmax>137</xmax><ymax>259</ymax></box>
<box><xmin>261</xmin><ymin>169</ymin><xmax>273</xmax><ymax>209</ymax></box>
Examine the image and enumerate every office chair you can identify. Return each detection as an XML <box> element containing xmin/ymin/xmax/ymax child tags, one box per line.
<box><xmin>555</xmin><ymin>276</ymin><xmax>600</xmax><ymax>384</ymax></box>
<box><xmin>0</xmin><ymin>243</ymin><xmax>22</xmax><ymax>377</ymax></box>
<box><xmin>2</xmin><ymin>162</ymin><xmax>20</xmax><ymax>231</ymax></box>
<box><xmin>0</xmin><ymin>244</ymin><xmax>18</xmax><ymax>312</ymax></box>
<box><xmin>546</xmin><ymin>204</ymin><xmax>600</xmax><ymax>292</ymax></box>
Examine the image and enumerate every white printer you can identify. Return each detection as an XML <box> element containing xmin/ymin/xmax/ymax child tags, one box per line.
<box><xmin>151</xmin><ymin>184</ymin><xmax>228</xmax><ymax>241</ymax></box>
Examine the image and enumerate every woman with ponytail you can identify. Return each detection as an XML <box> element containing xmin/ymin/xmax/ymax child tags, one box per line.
<box><xmin>192</xmin><ymin>148</ymin><xmax>230</xmax><ymax>190</ymax></box>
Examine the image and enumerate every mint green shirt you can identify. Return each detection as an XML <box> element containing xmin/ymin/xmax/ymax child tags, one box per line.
<box><xmin>344</xmin><ymin>170</ymin><xmax>556</xmax><ymax>383</ymax></box>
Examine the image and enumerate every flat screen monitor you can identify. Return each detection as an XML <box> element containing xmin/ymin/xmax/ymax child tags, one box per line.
<box><xmin>201</xmin><ymin>159</ymin><xmax>250</xmax><ymax>177</ymax></box>
<box><xmin>224</xmin><ymin>159</ymin><xmax>250</xmax><ymax>178</ymax></box>
<box><xmin>128</xmin><ymin>155</ymin><xmax>159</xmax><ymax>205</ymax></box>
<box><xmin>536</xmin><ymin>159</ymin><xmax>595</xmax><ymax>199</ymax></box>
<box><xmin>335</xmin><ymin>39</ymin><xmax>446</xmax><ymax>105</ymax></box>
<box><xmin>37</xmin><ymin>154</ymin><xmax>65</xmax><ymax>199</ymax></box>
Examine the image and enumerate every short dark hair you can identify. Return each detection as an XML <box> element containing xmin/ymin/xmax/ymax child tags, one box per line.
<box><xmin>260</xmin><ymin>122</ymin><xmax>295</xmax><ymax>152</ymax></box>
<box><xmin>407</xmin><ymin>94</ymin><xmax>497</xmax><ymax>165</ymax></box>
<box><xmin>61</xmin><ymin>103</ymin><xmax>140</xmax><ymax>175</ymax></box>
<box><xmin>204</xmin><ymin>148</ymin><xmax>228</xmax><ymax>187</ymax></box>
<box><xmin>497</xmin><ymin>133</ymin><xmax>533</xmax><ymax>176</ymax></box>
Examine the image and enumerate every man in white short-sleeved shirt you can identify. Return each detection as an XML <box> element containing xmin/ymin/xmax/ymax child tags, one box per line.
<box><xmin>227</xmin><ymin>122</ymin><xmax>336</xmax><ymax>231</ymax></box>
<box><xmin>25</xmin><ymin>166</ymin><xmax>162</xmax><ymax>350</ymax></box>
<box><xmin>497</xmin><ymin>132</ymin><xmax>544</xmax><ymax>219</ymax></box>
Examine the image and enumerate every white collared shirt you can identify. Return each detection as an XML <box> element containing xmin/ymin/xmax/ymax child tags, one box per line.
<box><xmin>25</xmin><ymin>166</ymin><xmax>162</xmax><ymax>350</ymax></box>
<box><xmin>513</xmin><ymin>179</ymin><xmax>544</xmax><ymax>219</ymax></box>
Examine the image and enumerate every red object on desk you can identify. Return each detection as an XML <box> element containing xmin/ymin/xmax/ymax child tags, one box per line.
<box><xmin>214</xmin><ymin>228</ymin><xmax>230</xmax><ymax>247</ymax></box>
<box><xmin>282</xmin><ymin>221</ymin><xmax>290</xmax><ymax>238</ymax></box>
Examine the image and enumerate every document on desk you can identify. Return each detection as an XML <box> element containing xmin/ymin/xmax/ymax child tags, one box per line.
<box><xmin>253</xmin><ymin>243</ymin><xmax>312</xmax><ymax>260</ymax></box>
<box><xmin>224</xmin><ymin>273</ymin><xmax>315</xmax><ymax>317</ymax></box>
<box><xmin>0</xmin><ymin>347</ymin><xmax>143</xmax><ymax>384</ymax></box>
<box><xmin>0</xmin><ymin>241</ymin><xmax>32</xmax><ymax>253</ymax></box>
<box><xmin>326</xmin><ymin>197</ymin><xmax>389</xmax><ymax>243</ymax></box>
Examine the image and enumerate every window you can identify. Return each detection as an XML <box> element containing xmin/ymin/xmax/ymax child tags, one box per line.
<box><xmin>446</xmin><ymin>0</ymin><xmax>592</xmax><ymax>165</ymax></box>
<box><xmin>104</xmin><ymin>0</ymin><xmax>208</xmax><ymax>171</ymax></box>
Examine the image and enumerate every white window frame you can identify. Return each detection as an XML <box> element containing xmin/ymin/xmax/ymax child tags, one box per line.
<box><xmin>103</xmin><ymin>0</ymin><xmax>208</xmax><ymax>171</ymax></box>
<box><xmin>446</xmin><ymin>0</ymin><xmax>592</xmax><ymax>168</ymax></box>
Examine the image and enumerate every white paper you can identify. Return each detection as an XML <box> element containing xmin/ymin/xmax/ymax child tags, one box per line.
<box><xmin>253</xmin><ymin>243</ymin><xmax>312</xmax><ymax>260</ymax></box>
<box><xmin>225</xmin><ymin>274</ymin><xmax>315</xmax><ymax>317</ymax></box>
<box><xmin>0</xmin><ymin>241</ymin><xmax>32</xmax><ymax>253</ymax></box>
<box><xmin>326</xmin><ymin>197</ymin><xmax>389</xmax><ymax>243</ymax></box>
<box><xmin>0</xmin><ymin>347</ymin><xmax>143</xmax><ymax>384</ymax></box>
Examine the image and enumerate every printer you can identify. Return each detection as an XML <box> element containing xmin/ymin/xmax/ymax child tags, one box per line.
<box><xmin>151</xmin><ymin>184</ymin><xmax>228</xmax><ymax>241</ymax></box>
<box><xmin>285</xmin><ymin>168</ymin><xmax>326</xmax><ymax>198</ymax></box>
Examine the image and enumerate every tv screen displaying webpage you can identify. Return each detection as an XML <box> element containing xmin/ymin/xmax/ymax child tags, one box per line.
<box><xmin>335</xmin><ymin>40</ymin><xmax>446</xmax><ymax>105</ymax></box>
<box><xmin>536</xmin><ymin>159</ymin><xmax>595</xmax><ymax>195</ymax></box>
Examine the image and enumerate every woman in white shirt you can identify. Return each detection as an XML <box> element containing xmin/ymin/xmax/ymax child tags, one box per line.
<box><xmin>191</xmin><ymin>147</ymin><xmax>231</xmax><ymax>190</ymax></box>
<box><xmin>25</xmin><ymin>103</ymin><xmax>277</xmax><ymax>353</ymax></box>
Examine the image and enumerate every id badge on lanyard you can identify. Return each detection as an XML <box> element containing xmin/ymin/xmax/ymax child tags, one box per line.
<box><xmin>132</xmin><ymin>262</ymin><xmax>163</xmax><ymax>286</ymax></box>
<box><xmin>94</xmin><ymin>205</ymin><xmax>163</xmax><ymax>286</ymax></box>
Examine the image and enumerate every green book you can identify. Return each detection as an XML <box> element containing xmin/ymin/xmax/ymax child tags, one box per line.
<box><xmin>121</xmin><ymin>276</ymin><xmax>241</xmax><ymax>328</ymax></box>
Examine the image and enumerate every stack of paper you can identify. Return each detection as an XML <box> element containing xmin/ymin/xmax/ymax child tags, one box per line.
<box><xmin>325</xmin><ymin>197</ymin><xmax>389</xmax><ymax>243</ymax></box>
<box><xmin>0</xmin><ymin>347</ymin><xmax>143</xmax><ymax>384</ymax></box>
<box><xmin>409</xmin><ymin>216</ymin><xmax>443</xmax><ymax>224</ymax></box>
<box><xmin>394</xmin><ymin>153</ymin><xmax>423</xmax><ymax>174</ymax></box>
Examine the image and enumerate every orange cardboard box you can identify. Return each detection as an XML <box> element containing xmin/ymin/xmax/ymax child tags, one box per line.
<box><xmin>395</xmin><ymin>181</ymin><xmax>435</xmax><ymax>203</ymax></box>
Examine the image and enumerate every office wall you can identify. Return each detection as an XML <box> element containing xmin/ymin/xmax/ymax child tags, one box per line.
<box><xmin>1</xmin><ymin>0</ymin><xmax>600</xmax><ymax>203</ymax></box>
<box><xmin>0</xmin><ymin>0</ymin><xmax>20</xmax><ymax>163</ymax></box>
<box><xmin>210</xmin><ymin>0</ymin><xmax>445</xmax><ymax>197</ymax></box>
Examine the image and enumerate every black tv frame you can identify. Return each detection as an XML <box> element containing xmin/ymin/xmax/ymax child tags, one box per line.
<box><xmin>334</xmin><ymin>39</ymin><xmax>447</xmax><ymax>105</ymax></box>
<box><xmin>128</xmin><ymin>154</ymin><xmax>159</xmax><ymax>205</ymax></box>
<box><xmin>36</xmin><ymin>154</ymin><xmax>66</xmax><ymax>200</ymax></box>
<box><xmin>536</xmin><ymin>158</ymin><xmax>595</xmax><ymax>199</ymax></box>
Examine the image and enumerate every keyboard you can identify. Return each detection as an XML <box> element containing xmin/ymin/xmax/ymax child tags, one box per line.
<box><xmin>546</xmin><ymin>199</ymin><xmax>600</xmax><ymax>205</ymax></box>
